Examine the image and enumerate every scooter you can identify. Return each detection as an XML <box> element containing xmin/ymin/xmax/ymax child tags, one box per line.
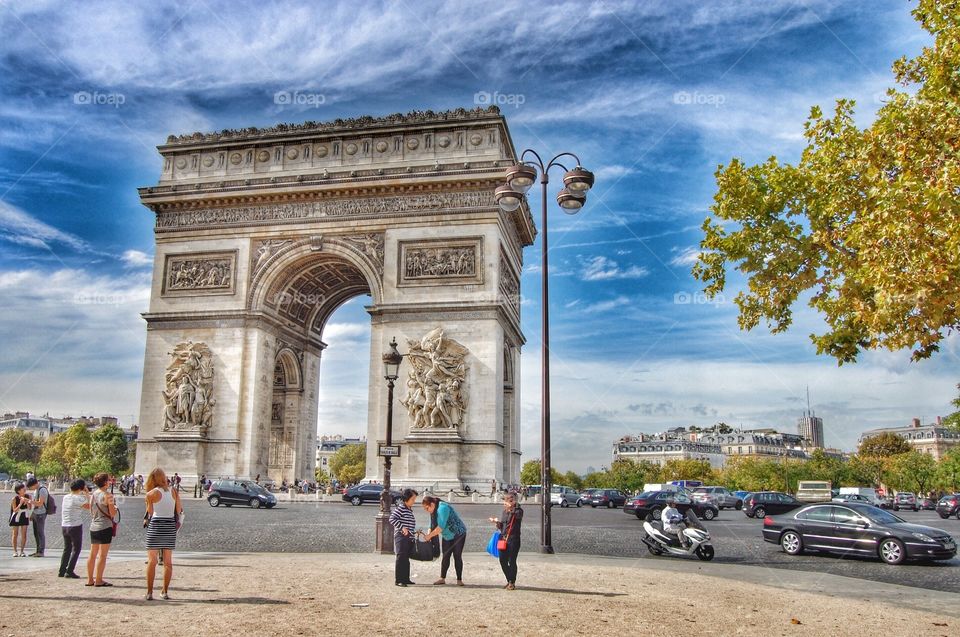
<box><xmin>641</xmin><ymin>511</ymin><xmax>715</xmax><ymax>561</ymax></box>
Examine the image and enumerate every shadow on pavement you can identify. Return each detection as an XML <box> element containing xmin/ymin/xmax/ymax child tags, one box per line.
<box><xmin>0</xmin><ymin>593</ymin><xmax>290</xmax><ymax>606</ymax></box>
<box><xmin>460</xmin><ymin>584</ymin><xmax>625</xmax><ymax>597</ymax></box>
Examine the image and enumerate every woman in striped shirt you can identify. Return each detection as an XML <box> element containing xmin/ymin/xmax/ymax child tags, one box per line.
<box><xmin>389</xmin><ymin>488</ymin><xmax>418</xmax><ymax>587</ymax></box>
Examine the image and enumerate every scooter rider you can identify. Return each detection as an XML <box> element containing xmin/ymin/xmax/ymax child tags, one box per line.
<box><xmin>661</xmin><ymin>497</ymin><xmax>690</xmax><ymax>547</ymax></box>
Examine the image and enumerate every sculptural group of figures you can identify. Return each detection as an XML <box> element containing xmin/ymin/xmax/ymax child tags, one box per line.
<box><xmin>406</xmin><ymin>247</ymin><xmax>475</xmax><ymax>279</ymax></box>
<box><xmin>162</xmin><ymin>342</ymin><xmax>215</xmax><ymax>433</ymax></box>
<box><xmin>401</xmin><ymin>328</ymin><xmax>468</xmax><ymax>429</ymax></box>
<box><xmin>168</xmin><ymin>259</ymin><xmax>231</xmax><ymax>290</ymax></box>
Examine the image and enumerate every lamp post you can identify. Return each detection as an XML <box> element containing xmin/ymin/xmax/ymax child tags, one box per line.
<box><xmin>375</xmin><ymin>337</ymin><xmax>404</xmax><ymax>554</ymax></box>
<box><xmin>496</xmin><ymin>151</ymin><xmax>594</xmax><ymax>554</ymax></box>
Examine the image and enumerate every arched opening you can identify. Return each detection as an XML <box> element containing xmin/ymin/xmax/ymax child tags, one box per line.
<box><xmin>252</xmin><ymin>243</ymin><xmax>378</xmax><ymax>484</ymax></box>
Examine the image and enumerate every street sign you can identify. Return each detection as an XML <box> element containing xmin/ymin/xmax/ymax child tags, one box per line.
<box><xmin>378</xmin><ymin>445</ymin><xmax>401</xmax><ymax>457</ymax></box>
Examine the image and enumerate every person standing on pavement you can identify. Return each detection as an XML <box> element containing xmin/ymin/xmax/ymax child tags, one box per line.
<box><xmin>8</xmin><ymin>483</ymin><xmax>31</xmax><ymax>557</ymax></box>
<box><xmin>420</xmin><ymin>496</ymin><xmax>467</xmax><ymax>586</ymax></box>
<box><xmin>25</xmin><ymin>477</ymin><xmax>48</xmax><ymax>557</ymax></box>
<box><xmin>87</xmin><ymin>473</ymin><xmax>117</xmax><ymax>587</ymax></box>
<box><xmin>490</xmin><ymin>492</ymin><xmax>523</xmax><ymax>590</ymax></box>
<box><xmin>59</xmin><ymin>479</ymin><xmax>90</xmax><ymax>578</ymax></box>
<box><xmin>144</xmin><ymin>467</ymin><xmax>182</xmax><ymax>600</ymax></box>
<box><xmin>389</xmin><ymin>488</ymin><xmax>418</xmax><ymax>587</ymax></box>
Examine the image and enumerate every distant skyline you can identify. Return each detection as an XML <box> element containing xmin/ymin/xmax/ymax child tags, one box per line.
<box><xmin>1</xmin><ymin>1</ymin><xmax>956</xmax><ymax>473</ymax></box>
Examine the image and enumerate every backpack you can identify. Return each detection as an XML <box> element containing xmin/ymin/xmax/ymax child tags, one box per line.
<box><xmin>41</xmin><ymin>486</ymin><xmax>57</xmax><ymax>515</ymax></box>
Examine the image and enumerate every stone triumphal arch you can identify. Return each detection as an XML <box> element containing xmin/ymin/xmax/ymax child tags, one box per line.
<box><xmin>134</xmin><ymin>106</ymin><xmax>533</xmax><ymax>489</ymax></box>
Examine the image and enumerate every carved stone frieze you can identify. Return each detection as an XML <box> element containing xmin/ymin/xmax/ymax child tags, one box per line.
<box><xmin>398</xmin><ymin>237</ymin><xmax>483</xmax><ymax>286</ymax></box>
<box><xmin>162</xmin><ymin>251</ymin><xmax>236</xmax><ymax>296</ymax></box>
<box><xmin>400</xmin><ymin>328</ymin><xmax>469</xmax><ymax>430</ymax></box>
<box><xmin>155</xmin><ymin>191</ymin><xmax>495</xmax><ymax>231</ymax></box>
<box><xmin>161</xmin><ymin>342</ymin><xmax>215</xmax><ymax>435</ymax></box>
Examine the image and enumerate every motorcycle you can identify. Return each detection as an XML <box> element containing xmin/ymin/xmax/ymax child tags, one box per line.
<box><xmin>641</xmin><ymin>510</ymin><xmax>715</xmax><ymax>561</ymax></box>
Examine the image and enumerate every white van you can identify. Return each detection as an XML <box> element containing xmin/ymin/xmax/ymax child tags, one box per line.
<box><xmin>643</xmin><ymin>483</ymin><xmax>680</xmax><ymax>493</ymax></box>
<box><xmin>796</xmin><ymin>480</ymin><xmax>832</xmax><ymax>502</ymax></box>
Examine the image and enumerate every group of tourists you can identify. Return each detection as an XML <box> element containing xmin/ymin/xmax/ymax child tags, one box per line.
<box><xmin>7</xmin><ymin>467</ymin><xmax>183</xmax><ymax>600</ymax></box>
<box><xmin>389</xmin><ymin>490</ymin><xmax>523</xmax><ymax>590</ymax></box>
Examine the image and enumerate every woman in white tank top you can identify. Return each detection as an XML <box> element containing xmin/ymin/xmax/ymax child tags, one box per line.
<box><xmin>144</xmin><ymin>467</ymin><xmax>182</xmax><ymax>600</ymax></box>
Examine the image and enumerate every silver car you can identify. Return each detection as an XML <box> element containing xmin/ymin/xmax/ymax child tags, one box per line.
<box><xmin>550</xmin><ymin>485</ymin><xmax>582</xmax><ymax>507</ymax></box>
<box><xmin>692</xmin><ymin>486</ymin><xmax>743</xmax><ymax>510</ymax></box>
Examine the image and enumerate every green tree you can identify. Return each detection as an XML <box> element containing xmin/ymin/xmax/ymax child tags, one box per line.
<box><xmin>858</xmin><ymin>432</ymin><xmax>912</xmax><ymax>458</ymax></box>
<box><xmin>655</xmin><ymin>459</ymin><xmax>716</xmax><ymax>484</ymax></box>
<box><xmin>581</xmin><ymin>470</ymin><xmax>610</xmax><ymax>489</ymax></box>
<box><xmin>518</xmin><ymin>460</ymin><xmax>562</xmax><ymax>487</ymax></box>
<box><xmin>889</xmin><ymin>450</ymin><xmax>937</xmax><ymax>495</ymax></box>
<box><xmin>314</xmin><ymin>466</ymin><xmax>330</xmax><ymax>485</ymax></box>
<box><xmin>943</xmin><ymin>383</ymin><xmax>960</xmax><ymax>431</ymax></box>
<box><xmin>718</xmin><ymin>457</ymin><xmax>782</xmax><ymax>492</ymax></box>
<box><xmin>0</xmin><ymin>429</ymin><xmax>42</xmax><ymax>464</ymax></box>
<box><xmin>936</xmin><ymin>447</ymin><xmax>960</xmax><ymax>491</ymax></box>
<box><xmin>694</xmin><ymin>0</ymin><xmax>960</xmax><ymax>363</ymax></box>
<box><xmin>560</xmin><ymin>470</ymin><xmax>583</xmax><ymax>491</ymax></box>
<box><xmin>329</xmin><ymin>443</ymin><xmax>366</xmax><ymax>484</ymax></box>
<box><xmin>41</xmin><ymin>424</ymin><xmax>93</xmax><ymax>478</ymax></box>
<box><xmin>803</xmin><ymin>449</ymin><xmax>849</xmax><ymax>486</ymax></box>
<box><xmin>90</xmin><ymin>424</ymin><xmax>129</xmax><ymax>475</ymax></box>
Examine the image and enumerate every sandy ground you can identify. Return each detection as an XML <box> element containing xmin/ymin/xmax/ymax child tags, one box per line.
<box><xmin>0</xmin><ymin>551</ymin><xmax>955</xmax><ymax>637</ymax></box>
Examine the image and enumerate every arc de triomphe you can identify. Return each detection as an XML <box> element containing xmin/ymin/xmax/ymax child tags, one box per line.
<box><xmin>133</xmin><ymin>106</ymin><xmax>532</xmax><ymax>490</ymax></box>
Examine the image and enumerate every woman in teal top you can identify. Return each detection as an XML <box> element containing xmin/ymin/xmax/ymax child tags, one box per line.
<box><xmin>421</xmin><ymin>496</ymin><xmax>467</xmax><ymax>586</ymax></box>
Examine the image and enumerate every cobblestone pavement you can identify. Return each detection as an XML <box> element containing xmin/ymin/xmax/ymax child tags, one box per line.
<box><xmin>7</xmin><ymin>496</ymin><xmax>959</xmax><ymax>593</ymax></box>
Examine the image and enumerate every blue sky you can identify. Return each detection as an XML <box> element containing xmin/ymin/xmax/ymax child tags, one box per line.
<box><xmin>1</xmin><ymin>0</ymin><xmax>956</xmax><ymax>472</ymax></box>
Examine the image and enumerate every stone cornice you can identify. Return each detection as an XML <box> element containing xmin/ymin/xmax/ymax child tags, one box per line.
<box><xmin>161</xmin><ymin>106</ymin><xmax>504</xmax><ymax>148</ymax></box>
<box><xmin>142</xmin><ymin>310</ymin><xmax>327</xmax><ymax>354</ymax></box>
<box><xmin>368</xmin><ymin>302</ymin><xmax>525</xmax><ymax>347</ymax></box>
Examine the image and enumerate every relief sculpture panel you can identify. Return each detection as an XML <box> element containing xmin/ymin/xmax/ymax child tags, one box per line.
<box><xmin>161</xmin><ymin>342</ymin><xmax>215</xmax><ymax>435</ymax></box>
<box><xmin>401</xmin><ymin>328</ymin><xmax>469</xmax><ymax>429</ymax></box>
<box><xmin>398</xmin><ymin>237</ymin><xmax>483</xmax><ymax>286</ymax></box>
<box><xmin>162</xmin><ymin>251</ymin><xmax>236</xmax><ymax>296</ymax></box>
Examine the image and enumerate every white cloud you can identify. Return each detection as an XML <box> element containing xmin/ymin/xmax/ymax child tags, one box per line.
<box><xmin>669</xmin><ymin>246</ymin><xmax>701</xmax><ymax>267</ymax></box>
<box><xmin>581</xmin><ymin>295</ymin><xmax>631</xmax><ymax>314</ymax></box>
<box><xmin>0</xmin><ymin>200</ymin><xmax>90</xmax><ymax>253</ymax></box>
<box><xmin>121</xmin><ymin>249</ymin><xmax>152</xmax><ymax>267</ymax></box>
<box><xmin>580</xmin><ymin>255</ymin><xmax>649</xmax><ymax>281</ymax></box>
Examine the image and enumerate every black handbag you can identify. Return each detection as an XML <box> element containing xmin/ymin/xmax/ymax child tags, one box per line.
<box><xmin>409</xmin><ymin>536</ymin><xmax>436</xmax><ymax>561</ymax></box>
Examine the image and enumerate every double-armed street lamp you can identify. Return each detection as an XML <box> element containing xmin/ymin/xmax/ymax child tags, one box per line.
<box><xmin>375</xmin><ymin>337</ymin><xmax>404</xmax><ymax>554</ymax></box>
<box><xmin>495</xmin><ymin>151</ymin><xmax>594</xmax><ymax>554</ymax></box>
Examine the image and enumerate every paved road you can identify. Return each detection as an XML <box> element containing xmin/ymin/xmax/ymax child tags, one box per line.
<box><xmin>8</xmin><ymin>496</ymin><xmax>960</xmax><ymax>593</ymax></box>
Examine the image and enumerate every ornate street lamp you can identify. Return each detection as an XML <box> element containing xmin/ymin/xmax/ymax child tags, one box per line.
<box><xmin>498</xmin><ymin>150</ymin><xmax>594</xmax><ymax>553</ymax></box>
<box><xmin>375</xmin><ymin>337</ymin><xmax>404</xmax><ymax>554</ymax></box>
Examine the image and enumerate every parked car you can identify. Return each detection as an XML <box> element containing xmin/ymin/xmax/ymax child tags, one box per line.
<box><xmin>920</xmin><ymin>497</ymin><xmax>936</xmax><ymax>511</ymax></box>
<box><xmin>624</xmin><ymin>490</ymin><xmax>719</xmax><ymax>520</ymax></box>
<box><xmin>832</xmin><ymin>493</ymin><xmax>874</xmax><ymax>505</ymax></box>
<box><xmin>579</xmin><ymin>488</ymin><xmax>601</xmax><ymax>506</ymax></box>
<box><xmin>550</xmin><ymin>485</ymin><xmax>582</xmax><ymax>508</ymax></box>
<box><xmin>743</xmin><ymin>492</ymin><xmax>803</xmax><ymax>518</ymax></box>
<box><xmin>937</xmin><ymin>493</ymin><xmax>960</xmax><ymax>519</ymax></box>
<box><xmin>691</xmin><ymin>486</ymin><xmax>743</xmax><ymax>510</ymax></box>
<box><xmin>590</xmin><ymin>489</ymin><xmax>627</xmax><ymax>508</ymax></box>
<box><xmin>893</xmin><ymin>492</ymin><xmax>918</xmax><ymax>512</ymax></box>
<box><xmin>341</xmin><ymin>484</ymin><xmax>402</xmax><ymax>506</ymax></box>
<box><xmin>762</xmin><ymin>502</ymin><xmax>957</xmax><ymax>565</ymax></box>
<box><xmin>878</xmin><ymin>496</ymin><xmax>895</xmax><ymax>509</ymax></box>
<box><xmin>207</xmin><ymin>480</ymin><xmax>277</xmax><ymax>509</ymax></box>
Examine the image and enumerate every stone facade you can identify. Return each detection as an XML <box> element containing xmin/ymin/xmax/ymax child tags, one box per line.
<box><xmin>134</xmin><ymin>106</ymin><xmax>534</xmax><ymax>489</ymax></box>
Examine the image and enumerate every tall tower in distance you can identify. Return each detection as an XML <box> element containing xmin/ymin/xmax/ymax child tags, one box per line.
<box><xmin>797</xmin><ymin>386</ymin><xmax>824</xmax><ymax>448</ymax></box>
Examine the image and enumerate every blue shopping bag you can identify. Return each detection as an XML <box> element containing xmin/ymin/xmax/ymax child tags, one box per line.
<box><xmin>486</xmin><ymin>531</ymin><xmax>501</xmax><ymax>557</ymax></box>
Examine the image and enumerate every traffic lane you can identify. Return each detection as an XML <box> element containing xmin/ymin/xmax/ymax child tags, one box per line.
<box><xmin>552</xmin><ymin>506</ymin><xmax>960</xmax><ymax>594</ymax></box>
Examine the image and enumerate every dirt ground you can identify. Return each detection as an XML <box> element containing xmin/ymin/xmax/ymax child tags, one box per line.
<box><xmin>0</xmin><ymin>552</ymin><xmax>954</xmax><ymax>637</ymax></box>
